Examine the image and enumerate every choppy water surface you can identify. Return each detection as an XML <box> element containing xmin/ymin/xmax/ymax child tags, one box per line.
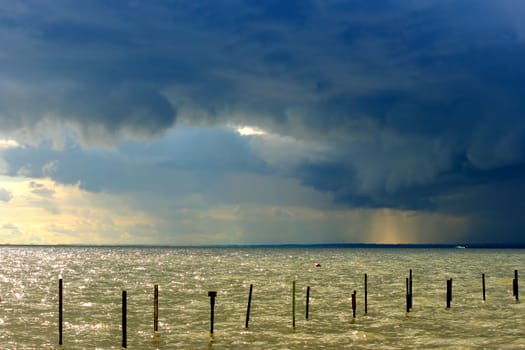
<box><xmin>0</xmin><ymin>246</ymin><xmax>524</xmax><ymax>349</ymax></box>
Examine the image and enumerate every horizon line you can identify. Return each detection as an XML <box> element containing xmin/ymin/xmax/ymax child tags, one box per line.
<box><xmin>1</xmin><ymin>243</ymin><xmax>525</xmax><ymax>249</ymax></box>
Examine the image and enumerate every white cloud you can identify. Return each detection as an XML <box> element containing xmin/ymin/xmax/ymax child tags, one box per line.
<box><xmin>0</xmin><ymin>177</ymin><xmax>162</xmax><ymax>244</ymax></box>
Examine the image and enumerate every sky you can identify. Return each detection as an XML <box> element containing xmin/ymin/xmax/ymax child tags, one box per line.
<box><xmin>1</xmin><ymin>0</ymin><xmax>525</xmax><ymax>245</ymax></box>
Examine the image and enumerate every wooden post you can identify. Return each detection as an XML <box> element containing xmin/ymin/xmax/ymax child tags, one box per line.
<box><xmin>482</xmin><ymin>274</ymin><xmax>486</xmax><ymax>301</ymax></box>
<box><xmin>514</xmin><ymin>270</ymin><xmax>519</xmax><ymax>301</ymax></box>
<box><xmin>446</xmin><ymin>279</ymin><xmax>452</xmax><ymax>308</ymax></box>
<box><xmin>245</xmin><ymin>284</ymin><xmax>253</xmax><ymax>328</ymax></box>
<box><xmin>450</xmin><ymin>279</ymin><xmax>453</xmax><ymax>301</ymax></box>
<box><xmin>351</xmin><ymin>290</ymin><xmax>356</xmax><ymax>319</ymax></box>
<box><xmin>122</xmin><ymin>290</ymin><xmax>127</xmax><ymax>349</ymax></box>
<box><xmin>154</xmin><ymin>284</ymin><xmax>159</xmax><ymax>332</ymax></box>
<box><xmin>446</xmin><ymin>279</ymin><xmax>450</xmax><ymax>308</ymax></box>
<box><xmin>306</xmin><ymin>286</ymin><xmax>310</xmax><ymax>320</ymax></box>
<box><xmin>292</xmin><ymin>281</ymin><xmax>296</xmax><ymax>328</ymax></box>
<box><xmin>208</xmin><ymin>291</ymin><xmax>217</xmax><ymax>334</ymax></box>
<box><xmin>59</xmin><ymin>278</ymin><xmax>63</xmax><ymax>346</ymax></box>
<box><xmin>364</xmin><ymin>274</ymin><xmax>368</xmax><ymax>315</ymax></box>
<box><xmin>406</xmin><ymin>277</ymin><xmax>410</xmax><ymax>313</ymax></box>
<box><xmin>409</xmin><ymin>269</ymin><xmax>413</xmax><ymax>310</ymax></box>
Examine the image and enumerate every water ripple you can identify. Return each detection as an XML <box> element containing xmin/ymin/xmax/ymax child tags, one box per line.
<box><xmin>0</xmin><ymin>247</ymin><xmax>523</xmax><ymax>349</ymax></box>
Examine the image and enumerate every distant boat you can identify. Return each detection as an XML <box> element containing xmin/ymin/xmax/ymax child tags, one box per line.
<box><xmin>455</xmin><ymin>245</ymin><xmax>466</xmax><ymax>249</ymax></box>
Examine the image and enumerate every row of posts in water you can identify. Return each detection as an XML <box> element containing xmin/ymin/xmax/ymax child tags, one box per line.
<box><xmin>57</xmin><ymin>270</ymin><xmax>520</xmax><ymax>348</ymax></box>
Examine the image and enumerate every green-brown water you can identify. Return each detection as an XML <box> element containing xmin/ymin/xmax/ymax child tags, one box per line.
<box><xmin>0</xmin><ymin>246</ymin><xmax>524</xmax><ymax>349</ymax></box>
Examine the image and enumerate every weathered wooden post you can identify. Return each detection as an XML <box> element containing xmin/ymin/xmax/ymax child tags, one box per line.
<box><xmin>446</xmin><ymin>279</ymin><xmax>452</xmax><ymax>308</ymax></box>
<box><xmin>351</xmin><ymin>290</ymin><xmax>356</xmax><ymax>319</ymax></box>
<box><xmin>406</xmin><ymin>277</ymin><xmax>410</xmax><ymax>313</ymax></box>
<box><xmin>482</xmin><ymin>274</ymin><xmax>486</xmax><ymax>301</ymax></box>
<box><xmin>154</xmin><ymin>284</ymin><xmax>159</xmax><ymax>332</ymax></box>
<box><xmin>292</xmin><ymin>281</ymin><xmax>296</xmax><ymax>328</ymax></box>
<box><xmin>306</xmin><ymin>286</ymin><xmax>310</xmax><ymax>320</ymax></box>
<box><xmin>245</xmin><ymin>284</ymin><xmax>253</xmax><ymax>328</ymax></box>
<box><xmin>409</xmin><ymin>269</ymin><xmax>413</xmax><ymax>310</ymax></box>
<box><xmin>450</xmin><ymin>279</ymin><xmax>453</xmax><ymax>302</ymax></box>
<box><xmin>208</xmin><ymin>291</ymin><xmax>217</xmax><ymax>334</ymax></box>
<box><xmin>59</xmin><ymin>278</ymin><xmax>63</xmax><ymax>346</ymax></box>
<box><xmin>122</xmin><ymin>290</ymin><xmax>127</xmax><ymax>348</ymax></box>
<box><xmin>512</xmin><ymin>270</ymin><xmax>519</xmax><ymax>301</ymax></box>
<box><xmin>364</xmin><ymin>274</ymin><xmax>368</xmax><ymax>315</ymax></box>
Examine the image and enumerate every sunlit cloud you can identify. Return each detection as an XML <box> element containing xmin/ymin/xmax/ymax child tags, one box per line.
<box><xmin>0</xmin><ymin>139</ymin><xmax>21</xmax><ymax>150</ymax></box>
<box><xmin>234</xmin><ymin>125</ymin><xmax>268</xmax><ymax>136</ymax></box>
<box><xmin>0</xmin><ymin>177</ymin><xmax>160</xmax><ymax>244</ymax></box>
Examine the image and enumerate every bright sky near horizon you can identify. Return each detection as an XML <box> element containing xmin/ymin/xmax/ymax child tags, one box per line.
<box><xmin>1</xmin><ymin>1</ymin><xmax>524</xmax><ymax>245</ymax></box>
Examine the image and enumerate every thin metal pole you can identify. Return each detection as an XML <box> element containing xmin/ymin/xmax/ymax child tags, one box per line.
<box><xmin>59</xmin><ymin>278</ymin><xmax>63</xmax><ymax>345</ymax></box>
<box><xmin>292</xmin><ymin>281</ymin><xmax>296</xmax><ymax>328</ymax></box>
<box><xmin>122</xmin><ymin>290</ymin><xmax>127</xmax><ymax>348</ymax></box>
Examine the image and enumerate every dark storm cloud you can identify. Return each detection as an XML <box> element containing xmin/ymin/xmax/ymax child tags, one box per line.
<box><xmin>2</xmin><ymin>0</ymin><xmax>523</xmax><ymax>144</ymax></box>
<box><xmin>1</xmin><ymin>0</ymin><xmax>525</xmax><ymax>242</ymax></box>
<box><xmin>62</xmin><ymin>84</ymin><xmax>176</xmax><ymax>138</ymax></box>
<box><xmin>0</xmin><ymin>1</ymin><xmax>180</xmax><ymax>140</ymax></box>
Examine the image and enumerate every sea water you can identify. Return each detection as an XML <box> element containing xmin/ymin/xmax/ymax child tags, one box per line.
<box><xmin>0</xmin><ymin>246</ymin><xmax>524</xmax><ymax>349</ymax></box>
